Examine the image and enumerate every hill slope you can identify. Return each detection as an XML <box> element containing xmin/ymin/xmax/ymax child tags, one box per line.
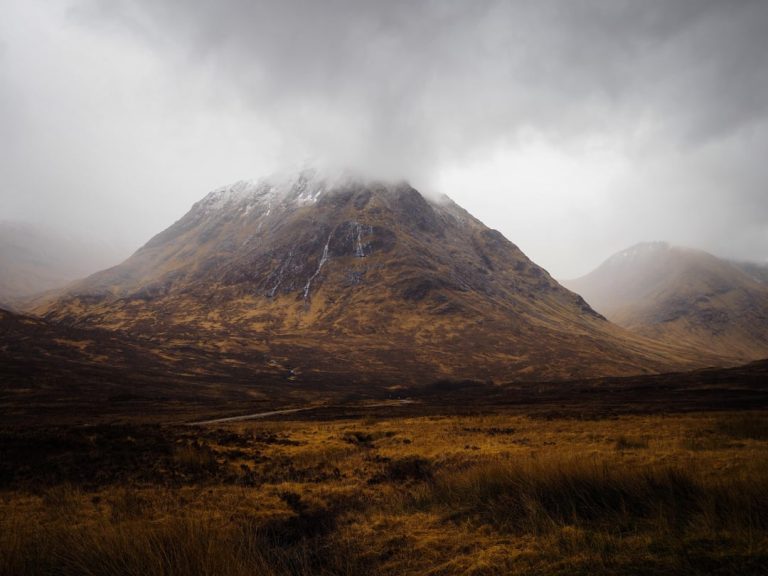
<box><xmin>40</xmin><ymin>173</ymin><xmax>709</xmax><ymax>383</ymax></box>
<box><xmin>564</xmin><ymin>242</ymin><xmax>768</xmax><ymax>362</ymax></box>
<box><xmin>0</xmin><ymin>306</ymin><xmax>334</xmax><ymax>425</ymax></box>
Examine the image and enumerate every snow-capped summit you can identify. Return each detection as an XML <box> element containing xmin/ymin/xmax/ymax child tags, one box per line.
<box><xmin>606</xmin><ymin>242</ymin><xmax>670</xmax><ymax>264</ymax></box>
<box><xmin>40</xmin><ymin>173</ymin><xmax>710</xmax><ymax>384</ymax></box>
<box><xmin>195</xmin><ymin>169</ymin><xmax>332</xmax><ymax>216</ymax></box>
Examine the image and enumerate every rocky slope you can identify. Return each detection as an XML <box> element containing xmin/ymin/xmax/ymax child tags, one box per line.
<box><xmin>564</xmin><ymin>242</ymin><xmax>768</xmax><ymax>362</ymax></box>
<box><xmin>40</xmin><ymin>173</ymin><xmax>708</xmax><ymax>383</ymax></box>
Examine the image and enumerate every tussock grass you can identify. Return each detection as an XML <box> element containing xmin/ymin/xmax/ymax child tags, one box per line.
<box><xmin>713</xmin><ymin>414</ymin><xmax>768</xmax><ymax>440</ymax></box>
<box><xmin>172</xmin><ymin>443</ymin><xmax>219</xmax><ymax>474</ymax></box>
<box><xmin>3</xmin><ymin>514</ymin><xmax>290</xmax><ymax>576</ymax></box>
<box><xmin>0</xmin><ymin>495</ymin><xmax>368</xmax><ymax>576</ymax></box>
<box><xmin>2</xmin><ymin>411</ymin><xmax>768</xmax><ymax>575</ymax></box>
<box><xmin>614</xmin><ymin>434</ymin><xmax>649</xmax><ymax>450</ymax></box>
<box><xmin>414</xmin><ymin>457</ymin><xmax>768</xmax><ymax>536</ymax></box>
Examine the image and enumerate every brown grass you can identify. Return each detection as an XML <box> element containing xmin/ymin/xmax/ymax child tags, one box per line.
<box><xmin>2</xmin><ymin>411</ymin><xmax>768</xmax><ymax>575</ymax></box>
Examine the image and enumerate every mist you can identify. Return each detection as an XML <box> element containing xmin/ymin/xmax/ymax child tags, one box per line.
<box><xmin>1</xmin><ymin>0</ymin><xmax>767</xmax><ymax>277</ymax></box>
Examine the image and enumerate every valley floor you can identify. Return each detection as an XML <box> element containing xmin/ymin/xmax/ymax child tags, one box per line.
<box><xmin>2</xmin><ymin>408</ymin><xmax>767</xmax><ymax>575</ymax></box>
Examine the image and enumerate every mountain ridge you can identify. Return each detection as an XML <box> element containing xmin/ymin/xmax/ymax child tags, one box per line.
<box><xmin>38</xmin><ymin>174</ymin><xmax>717</xmax><ymax>383</ymax></box>
<box><xmin>0</xmin><ymin>221</ymin><xmax>129</xmax><ymax>307</ymax></box>
<box><xmin>564</xmin><ymin>242</ymin><xmax>768</xmax><ymax>362</ymax></box>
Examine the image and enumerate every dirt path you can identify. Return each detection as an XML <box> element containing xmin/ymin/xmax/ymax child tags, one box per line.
<box><xmin>187</xmin><ymin>407</ymin><xmax>314</xmax><ymax>426</ymax></box>
<box><xmin>187</xmin><ymin>399</ymin><xmax>417</xmax><ymax>426</ymax></box>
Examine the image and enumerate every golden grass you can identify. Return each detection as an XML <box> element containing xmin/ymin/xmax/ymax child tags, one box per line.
<box><xmin>2</xmin><ymin>411</ymin><xmax>767</xmax><ymax>575</ymax></box>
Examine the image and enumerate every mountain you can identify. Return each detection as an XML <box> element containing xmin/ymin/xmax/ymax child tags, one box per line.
<box><xmin>564</xmin><ymin>242</ymin><xmax>768</xmax><ymax>362</ymax></box>
<box><xmin>731</xmin><ymin>260</ymin><xmax>768</xmax><ymax>284</ymax></box>
<box><xmin>38</xmin><ymin>172</ymin><xmax>707</xmax><ymax>384</ymax></box>
<box><xmin>0</xmin><ymin>221</ymin><xmax>127</xmax><ymax>307</ymax></box>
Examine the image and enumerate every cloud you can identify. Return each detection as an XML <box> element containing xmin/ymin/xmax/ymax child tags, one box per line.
<box><xmin>1</xmin><ymin>0</ymin><xmax>767</xmax><ymax>276</ymax></box>
<box><xmin>75</xmin><ymin>1</ymin><xmax>768</xmax><ymax>172</ymax></box>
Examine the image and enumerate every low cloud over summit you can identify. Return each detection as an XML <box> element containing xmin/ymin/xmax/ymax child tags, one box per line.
<box><xmin>2</xmin><ymin>0</ymin><xmax>768</xmax><ymax>276</ymax></box>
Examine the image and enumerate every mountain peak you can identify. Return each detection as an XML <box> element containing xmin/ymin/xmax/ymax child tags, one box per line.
<box><xmin>605</xmin><ymin>242</ymin><xmax>670</xmax><ymax>265</ymax></box>
<box><xmin>190</xmin><ymin>169</ymin><xmax>434</xmax><ymax>222</ymax></box>
<box><xmin>40</xmin><ymin>176</ymin><xmax>700</xmax><ymax>383</ymax></box>
<box><xmin>564</xmin><ymin>242</ymin><xmax>768</xmax><ymax>362</ymax></box>
<box><xmin>197</xmin><ymin>169</ymin><xmax>333</xmax><ymax>213</ymax></box>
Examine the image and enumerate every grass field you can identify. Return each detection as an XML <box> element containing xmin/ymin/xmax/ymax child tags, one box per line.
<box><xmin>2</xmin><ymin>410</ymin><xmax>767</xmax><ymax>575</ymax></box>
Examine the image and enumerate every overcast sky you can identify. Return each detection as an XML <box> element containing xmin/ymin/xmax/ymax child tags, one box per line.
<box><xmin>2</xmin><ymin>0</ymin><xmax>767</xmax><ymax>278</ymax></box>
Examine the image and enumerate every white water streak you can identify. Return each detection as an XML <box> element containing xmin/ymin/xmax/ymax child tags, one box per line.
<box><xmin>303</xmin><ymin>233</ymin><xmax>332</xmax><ymax>301</ymax></box>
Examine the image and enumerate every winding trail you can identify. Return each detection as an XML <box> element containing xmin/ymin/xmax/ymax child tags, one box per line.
<box><xmin>187</xmin><ymin>407</ymin><xmax>313</xmax><ymax>426</ymax></box>
<box><xmin>187</xmin><ymin>399</ymin><xmax>416</xmax><ymax>426</ymax></box>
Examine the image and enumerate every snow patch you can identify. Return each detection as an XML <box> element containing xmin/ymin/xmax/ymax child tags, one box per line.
<box><xmin>197</xmin><ymin>169</ymin><xmax>335</xmax><ymax>217</ymax></box>
<box><xmin>607</xmin><ymin>242</ymin><xmax>669</xmax><ymax>266</ymax></box>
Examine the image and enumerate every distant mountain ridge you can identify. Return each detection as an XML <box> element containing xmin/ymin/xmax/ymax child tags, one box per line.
<box><xmin>39</xmin><ymin>172</ymin><xmax>713</xmax><ymax>383</ymax></box>
<box><xmin>564</xmin><ymin>242</ymin><xmax>768</xmax><ymax>362</ymax></box>
<box><xmin>0</xmin><ymin>221</ymin><xmax>128</xmax><ymax>307</ymax></box>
